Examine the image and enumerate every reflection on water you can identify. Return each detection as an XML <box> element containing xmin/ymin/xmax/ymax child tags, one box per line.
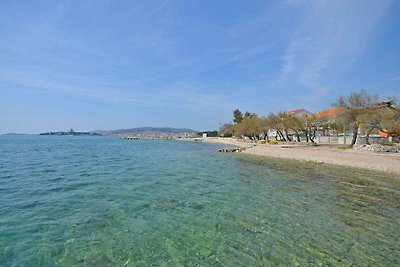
<box><xmin>0</xmin><ymin>136</ymin><xmax>399</xmax><ymax>266</ymax></box>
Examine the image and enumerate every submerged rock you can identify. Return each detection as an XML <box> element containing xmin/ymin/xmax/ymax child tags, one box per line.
<box><xmin>218</xmin><ymin>147</ymin><xmax>246</xmax><ymax>153</ymax></box>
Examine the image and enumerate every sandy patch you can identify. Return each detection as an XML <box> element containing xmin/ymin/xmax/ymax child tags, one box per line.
<box><xmin>196</xmin><ymin>138</ymin><xmax>400</xmax><ymax>175</ymax></box>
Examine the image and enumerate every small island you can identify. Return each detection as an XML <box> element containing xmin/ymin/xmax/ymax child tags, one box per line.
<box><xmin>39</xmin><ymin>129</ymin><xmax>102</xmax><ymax>136</ymax></box>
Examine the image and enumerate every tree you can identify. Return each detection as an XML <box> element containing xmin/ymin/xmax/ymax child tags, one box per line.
<box><xmin>233</xmin><ymin>109</ymin><xmax>243</xmax><ymax>124</ymax></box>
<box><xmin>259</xmin><ymin>117</ymin><xmax>271</xmax><ymax>141</ymax></box>
<box><xmin>333</xmin><ymin>90</ymin><xmax>380</xmax><ymax>146</ymax></box>
<box><xmin>387</xmin><ymin>125</ymin><xmax>400</xmax><ymax>137</ymax></box>
<box><xmin>243</xmin><ymin>111</ymin><xmax>256</xmax><ymax>118</ymax></box>
<box><xmin>286</xmin><ymin>114</ymin><xmax>305</xmax><ymax>142</ymax></box>
<box><xmin>219</xmin><ymin>123</ymin><xmax>235</xmax><ymax>137</ymax></box>
<box><xmin>379</xmin><ymin>101</ymin><xmax>400</xmax><ymax>138</ymax></box>
<box><xmin>198</xmin><ymin>131</ymin><xmax>218</xmax><ymax>137</ymax></box>
<box><xmin>235</xmin><ymin>115</ymin><xmax>262</xmax><ymax>140</ymax></box>
<box><xmin>266</xmin><ymin>113</ymin><xmax>285</xmax><ymax>141</ymax></box>
<box><xmin>278</xmin><ymin>112</ymin><xmax>296</xmax><ymax>141</ymax></box>
<box><xmin>340</xmin><ymin>96</ymin><xmax>400</xmax><ymax>144</ymax></box>
<box><xmin>305</xmin><ymin>116</ymin><xmax>319</xmax><ymax>143</ymax></box>
<box><xmin>224</xmin><ymin>90</ymin><xmax>399</xmax><ymax>145</ymax></box>
<box><xmin>358</xmin><ymin>108</ymin><xmax>384</xmax><ymax>144</ymax></box>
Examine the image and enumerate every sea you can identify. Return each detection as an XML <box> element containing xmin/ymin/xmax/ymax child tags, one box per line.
<box><xmin>0</xmin><ymin>135</ymin><xmax>399</xmax><ymax>266</ymax></box>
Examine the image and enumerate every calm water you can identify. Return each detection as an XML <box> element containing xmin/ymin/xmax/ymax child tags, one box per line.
<box><xmin>0</xmin><ymin>136</ymin><xmax>399</xmax><ymax>266</ymax></box>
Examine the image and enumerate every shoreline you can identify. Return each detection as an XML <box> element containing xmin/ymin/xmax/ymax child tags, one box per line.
<box><xmin>197</xmin><ymin>137</ymin><xmax>400</xmax><ymax>175</ymax></box>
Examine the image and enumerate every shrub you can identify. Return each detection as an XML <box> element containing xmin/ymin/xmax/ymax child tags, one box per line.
<box><xmin>338</xmin><ymin>146</ymin><xmax>352</xmax><ymax>150</ymax></box>
<box><xmin>380</xmin><ymin>141</ymin><xmax>395</xmax><ymax>146</ymax></box>
<box><xmin>268</xmin><ymin>140</ymin><xmax>278</xmax><ymax>145</ymax></box>
<box><xmin>258</xmin><ymin>140</ymin><xmax>266</xmax><ymax>144</ymax></box>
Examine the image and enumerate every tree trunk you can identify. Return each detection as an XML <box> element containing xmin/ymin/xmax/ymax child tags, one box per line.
<box><xmin>277</xmin><ymin>130</ymin><xmax>286</xmax><ymax>141</ymax></box>
<box><xmin>285</xmin><ymin>130</ymin><xmax>291</xmax><ymax>142</ymax></box>
<box><xmin>365</xmin><ymin>127</ymin><xmax>375</xmax><ymax>145</ymax></box>
<box><xmin>303</xmin><ymin>130</ymin><xmax>309</xmax><ymax>142</ymax></box>
<box><xmin>351</xmin><ymin>125</ymin><xmax>359</xmax><ymax>146</ymax></box>
<box><xmin>309</xmin><ymin>128</ymin><xmax>316</xmax><ymax>143</ymax></box>
<box><xmin>295</xmin><ymin>131</ymin><xmax>301</xmax><ymax>142</ymax></box>
<box><xmin>263</xmin><ymin>132</ymin><xmax>269</xmax><ymax>141</ymax></box>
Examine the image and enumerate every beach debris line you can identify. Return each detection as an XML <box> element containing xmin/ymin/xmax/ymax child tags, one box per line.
<box><xmin>218</xmin><ymin>146</ymin><xmax>246</xmax><ymax>153</ymax></box>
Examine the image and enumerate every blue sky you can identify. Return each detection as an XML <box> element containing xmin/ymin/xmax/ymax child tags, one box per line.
<box><xmin>1</xmin><ymin>0</ymin><xmax>399</xmax><ymax>133</ymax></box>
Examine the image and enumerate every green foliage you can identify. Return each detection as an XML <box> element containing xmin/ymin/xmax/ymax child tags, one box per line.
<box><xmin>233</xmin><ymin>109</ymin><xmax>243</xmax><ymax>124</ymax></box>
<box><xmin>333</xmin><ymin>89</ymin><xmax>379</xmax><ymax>110</ymax></box>
<box><xmin>223</xmin><ymin>90</ymin><xmax>399</xmax><ymax>144</ymax></box>
<box><xmin>338</xmin><ymin>146</ymin><xmax>353</xmax><ymax>150</ymax></box>
<box><xmin>235</xmin><ymin>115</ymin><xmax>262</xmax><ymax>140</ymax></box>
<box><xmin>219</xmin><ymin>123</ymin><xmax>235</xmax><ymax>137</ymax></box>
<box><xmin>197</xmin><ymin>131</ymin><xmax>218</xmax><ymax>137</ymax></box>
<box><xmin>333</xmin><ymin>90</ymin><xmax>400</xmax><ymax>145</ymax></box>
<box><xmin>268</xmin><ymin>140</ymin><xmax>278</xmax><ymax>144</ymax></box>
<box><xmin>379</xmin><ymin>141</ymin><xmax>395</xmax><ymax>146</ymax></box>
<box><xmin>379</xmin><ymin>108</ymin><xmax>400</xmax><ymax>138</ymax></box>
<box><xmin>244</xmin><ymin>111</ymin><xmax>256</xmax><ymax>118</ymax></box>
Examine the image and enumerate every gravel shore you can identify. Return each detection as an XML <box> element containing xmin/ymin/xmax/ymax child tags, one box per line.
<box><xmin>199</xmin><ymin>137</ymin><xmax>400</xmax><ymax>175</ymax></box>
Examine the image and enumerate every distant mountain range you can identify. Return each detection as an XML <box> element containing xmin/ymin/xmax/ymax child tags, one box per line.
<box><xmin>93</xmin><ymin>127</ymin><xmax>198</xmax><ymax>135</ymax></box>
<box><xmin>2</xmin><ymin>127</ymin><xmax>199</xmax><ymax>136</ymax></box>
<box><xmin>0</xmin><ymin>133</ymin><xmax>30</xmax><ymax>136</ymax></box>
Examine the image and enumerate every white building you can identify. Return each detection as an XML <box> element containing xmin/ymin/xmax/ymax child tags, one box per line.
<box><xmin>287</xmin><ymin>108</ymin><xmax>313</xmax><ymax>121</ymax></box>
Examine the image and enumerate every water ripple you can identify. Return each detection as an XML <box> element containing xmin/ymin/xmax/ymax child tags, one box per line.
<box><xmin>0</xmin><ymin>136</ymin><xmax>399</xmax><ymax>266</ymax></box>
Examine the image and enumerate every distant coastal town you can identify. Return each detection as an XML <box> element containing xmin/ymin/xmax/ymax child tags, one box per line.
<box><xmin>39</xmin><ymin>129</ymin><xmax>102</xmax><ymax>136</ymax></box>
<box><xmin>38</xmin><ymin>90</ymin><xmax>399</xmax><ymax>147</ymax></box>
<box><xmin>39</xmin><ymin>127</ymin><xmax>199</xmax><ymax>139</ymax></box>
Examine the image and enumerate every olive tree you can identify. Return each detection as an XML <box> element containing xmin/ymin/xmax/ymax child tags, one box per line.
<box><xmin>333</xmin><ymin>90</ymin><xmax>380</xmax><ymax>146</ymax></box>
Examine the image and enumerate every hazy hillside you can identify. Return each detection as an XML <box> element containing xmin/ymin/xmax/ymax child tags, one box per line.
<box><xmin>93</xmin><ymin>127</ymin><xmax>198</xmax><ymax>135</ymax></box>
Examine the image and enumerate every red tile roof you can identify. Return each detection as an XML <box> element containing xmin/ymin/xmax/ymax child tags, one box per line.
<box><xmin>313</xmin><ymin>107</ymin><xmax>341</xmax><ymax>118</ymax></box>
<box><xmin>288</xmin><ymin>108</ymin><xmax>309</xmax><ymax>114</ymax></box>
<box><xmin>379</xmin><ymin>131</ymin><xmax>389</xmax><ymax>137</ymax></box>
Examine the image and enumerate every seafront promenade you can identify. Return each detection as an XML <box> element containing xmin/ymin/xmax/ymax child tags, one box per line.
<box><xmin>199</xmin><ymin>137</ymin><xmax>400</xmax><ymax>175</ymax></box>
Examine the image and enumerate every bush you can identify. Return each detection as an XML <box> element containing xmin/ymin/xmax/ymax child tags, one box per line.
<box><xmin>338</xmin><ymin>146</ymin><xmax>352</xmax><ymax>150</ymax></box>
<box><xmin>198</xmin><ymin>131</ymin><xmax>219</xmax><ymax>137</ymax></box>
<box><xmin>380</xmin><ymin>141</ymin><xmax>395</xmax><ymax>146</ymax></box>
<box><xmin>268</xmin><ymin>140</ymin><xmax>278</xmax><ymax>145</ymax></box>
<box><xmin>258</xmin><ymin>140</ymin><xmax>266</xmax><ymax>144</ymax></box>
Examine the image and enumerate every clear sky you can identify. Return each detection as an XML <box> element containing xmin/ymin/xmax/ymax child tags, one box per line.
<box><xmin>1</xmin><ymin>0</ymin><xmax>399</xmax><ymax>133</ymax></box>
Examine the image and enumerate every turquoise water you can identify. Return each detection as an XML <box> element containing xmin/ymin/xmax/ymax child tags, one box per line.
<box><xmin>1</xmin><ymin>136</ymin><xmax>399</xmax><ymax>266</ymax></box>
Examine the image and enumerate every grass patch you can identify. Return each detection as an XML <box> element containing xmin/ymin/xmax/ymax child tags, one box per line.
<box><xmin>338</xmin><ymin>146</ymin><xmax>353</xmax><ymax>150</ymax></box>
<box><xmin>267</xmin><ymin>140</ymin><xmax>279</xmax><ymax>145</ymax></box>
<box><xmin>380</xmin><ymin>141</ymin><xmax>396</xmax><ymax>146</ymax></box>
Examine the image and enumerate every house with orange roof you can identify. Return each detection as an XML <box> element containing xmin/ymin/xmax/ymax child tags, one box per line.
<box><xmin>313</xmin><ymin>107</ymin><xmax>342</xmax><ymax>119</ymax></box>
<box><xmin>311</xmin><ymin>107</ymin><xmax>345</xmax><ymax>143</ymax></box>
<box><xmin>313</xmin><ymin>104</ymin><xmax>398</xmax><ymax>143</ymax></box>
<box><xmin>379</xmin><ymin>131</ymin><xmax>389</xmax><ymax>137</ymax></box>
